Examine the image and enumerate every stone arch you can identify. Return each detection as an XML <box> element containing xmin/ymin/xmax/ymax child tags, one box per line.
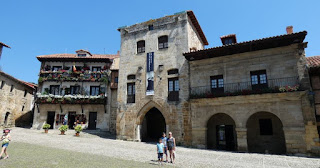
<box><xmin>136</xmin><ymin>100</ymin><xmax>168</xmax><ymax>125</ymax></box>
<box><xmin>207</xmin><ymin>113</ymin><xmax>237</xmax><ymax>151</ymax></box>
<box><xmin>246</xmin><ymin>112</ymin><xmax>286</xmax><ymax>154</ymax></box>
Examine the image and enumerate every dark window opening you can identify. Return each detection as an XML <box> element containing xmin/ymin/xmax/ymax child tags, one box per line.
<box><xmin>168</xmin><ymin>77</ymin><xmax>179</xmax><ymax>101</ymax></box>
<box><xmin>78</xmin><ymin>54</ymin><xmax>87</xmax><ymax>57</ymax></box>
<box><xmin>92</xmin><ymin>67</ymin><xmax>101</xmax><ymax>72</ymax></box>
<box><xmin>148</xmin><ymin>24</ymin><xmax>154</xmax><ymax>31</ymax></box>
<box><xmin>52</xmin><ymin>66</ymin><xmax>62</xmax><ymax>71</ymax></box>
<box><xmin>168</xmin><ymin>69</ymin><xmax>179</xmax><ymax>75</ymax></box>
<box><xmin>70</xmin><ymin>86</ymin><xmax>80</xmax><ymax>95</ymax></box>
<box><xmin>0</xmin><ymin>81</ymin><xmax>5</xmax><ymax>89</ymax></box>
<box><xmin>211</xmin><ymin>75</ymin><xmax>224</xmax><ymax>94</ymax></box>
<box><xmin>90</xmin><ymin>86</ymin><xmax>100</xmax><ymax>96</ymax></box>
<box><xmin>24</xmin><ymin>90</ymin><xmax>28</xmax><ymax>97</ymax></box>
<box><xmin>127</xmin><ymin>75</ymin><xmax>136</xmax><ymax>80</ymax></box>
<box><xmin>115</xmin><ymin>77</ymin><xmax>119</xmax><ymax>83</ymax></box>
<box><xmin>137</xmin><ymin>40</ymin><xmax>145</xmax><ymax>53</ymax></box>
<box><xmin>127</xmin><ymin>83</ymin><xmax>135</xmax><ymax>103</ymax></box>
<box><xmin>251</xmin><ymin>70</ymin><xmax>268</xmax><ymax>90</ymax></box>
<box><xmin>259</xmin><ymin>119</ymin><xmax>273</xmax><ymax>135</ymax></box>
<box><xmin>50</xmin><ymin>85</ymin><xmax>60</xmax><ymax>95</ymax></box>
<box><xmin>22</xmin><ymin>106</ymin><xmax>25</xmax><ymax>111</ymax></box>
<box><xmin>10</xmin><ymin>85</ymin><xmax>14</xmax><ymax>92</ymax></box>
<box><xmin>222</xmin><ymin>38</ymin><xmax>235</xmax><ymax>45</ymax></box>
<box><xmin>158</xmin><ymin>36</ymin><xmax>168</xmax><ymax>49</ymax></box>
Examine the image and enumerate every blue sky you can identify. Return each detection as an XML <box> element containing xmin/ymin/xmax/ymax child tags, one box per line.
<box><xmin>0</xmin><ymin>0</ymin><xmax>319</xmax><ymax>83</ymax></box>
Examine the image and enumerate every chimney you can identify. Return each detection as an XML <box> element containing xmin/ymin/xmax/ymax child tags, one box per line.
<box><xmin>286</xmin><ymin>26</ymin><xmax>293</xmax><ymax>34</ymax></box>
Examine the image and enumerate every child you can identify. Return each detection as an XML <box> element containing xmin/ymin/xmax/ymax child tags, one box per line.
<box><xmin>0</xmin><ymin>129</ymin><xmax>11</xmax><ymax>159</ymax></box>
<box><xmin>156</xmin><ymin>138</ymin><xmax>164</xmax><ymax>165</ymax></box>
<box><xmin>161</xmin><ymin>132</ymin><xmax>168</xmax><ymax>162</ymax></box>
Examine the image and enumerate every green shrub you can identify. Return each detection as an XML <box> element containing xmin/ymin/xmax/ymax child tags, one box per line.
<box><xmin>59</xmin><ymin>125</ymin><xmax>68</xmax><ymax>132</ymax></box>
<box><xmin>74</xmin><ymin>125</ymin><xmax>83</xmax><ymax>133</ymax></box>
<box><xmin>42</xmin><ymin>123</ymin><xmax>51</xmax><ymax>130</ymax></box>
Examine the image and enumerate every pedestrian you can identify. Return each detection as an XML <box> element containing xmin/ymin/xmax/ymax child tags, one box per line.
<box><xmin>0</xmin><ymin>129</ymin><xmax>11</xmax><ymax>160</ymax></box>
<box><xmin>161</xmin><ymin>132</ymin><xmax>168</xmax><ymax>162</ymax></box>
<box><xmin>167</xmin><ymin>132</ymin><xmax>176</xmax><ymax>164</ymax></box>
<box><xmin>156</xmin><ymin>138</ymin><xmax>164</xmax><ymax>165</ymax></box>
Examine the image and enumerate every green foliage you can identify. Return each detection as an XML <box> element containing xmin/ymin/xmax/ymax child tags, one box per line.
<box><xmin>42</xmin><ymin>124</ymin><xmax>51</xmax><ymax>130</ymax></box>
<box><xmin>74</xmin><ymin>125</ymin><xmax>83</xmax><ymax>133</ymax></box>
<box><xmin>59</xmin><ymin>125</ymin><xmax>68</xmax><ymax>132</ymax></box>
<box><xmin>38</xmin><ymin>77</ymin><xmax>43</xmax><ymax>83</ymax></box>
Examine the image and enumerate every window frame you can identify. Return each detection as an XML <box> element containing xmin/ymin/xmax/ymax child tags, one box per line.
<box><xmin>70</xmin><ymin>86</ymin><xmax>80</xmax><ymax>95</ymax></box>
<box><xmin>52</xmin><ymin>66</ymin><xmax>62</xmax><ymax>71</ymax></box>
<box><xmin>90</xmin><ymin>86</ymin><xmax>100</xmax><ymax>96</ymax></box>
<box><xmin>127</xmin><ymin>82</ymin><xmax>135</xmax><ymax>103</ymax></box>
<box><xmin>250</xmin><ymin>70</ymin><xmax>268</xmax><ymax>90</ymax></box>
<box><xmin>137</xmin><ymin>40</ymin><xmax>145</xmax><ymax>54</ymax></box>
<box><xmin>50</xmin><ymin>85</ymin><xmax>60</xmax><ymax>95</ymax></box>
<box><xmin>158</xmin><ymin>35</ymin><xmax>168</xmax><ymax>49</ymax></box>
<box><xmin>210</xmin><ymin>75</ymin><xmax>224</xmax><ymax>94</ymax></box>
<box><xmin>92</xmin><ymin>66</ymin><xmax>101</xmax><ymax>72</ymax></box>
<box><xmin>168</xmin><ymin>77</ymin><xmax>179</xmax><ymax>101</ymax></box>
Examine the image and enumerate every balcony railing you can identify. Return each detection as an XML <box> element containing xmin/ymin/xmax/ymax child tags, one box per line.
<box><xmin>35</xmin><ymin>93</ymin><xmax>106</xmax><ymax>104</ymax></box>
<box><xmin>190</xmin><ymin>76</ymin><xmax>300</xmax><ymax>99</ymax></box>
<box><xmin>38</xmin><ymin>70</ymin><xmax>109</xmax><ymax>83</ymax></box>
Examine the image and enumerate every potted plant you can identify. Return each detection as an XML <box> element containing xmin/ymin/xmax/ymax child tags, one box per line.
<box><xmin>74</xmin><ymin>125</ymin><xmax>83</xmax><ymax>136</ymax></box>
<box><xmin>58</xmin><ymin>125</ymin><xmax>68</xmax><ymax>135</ymax></box>
<box><xmin>43</xmin><ymin>124</ymin><xmax>51</xmax><ymax>133</ymax></box>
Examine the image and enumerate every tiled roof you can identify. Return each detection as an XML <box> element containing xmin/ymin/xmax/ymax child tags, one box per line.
<box><xmin>37</xmin><ymin>53</ymin><xmax>119</xmax><ymax>62</ymax></box>
<box><xmin>306</xmin><ymin>56</ymin><xmax>320</xmax><ymax>67</ymax></box>
<box><xmin>0</xmin><ymin>42</ymin><xmax>11</xmax><ymax>48</ymax></box>
<box><xmin>184</xmin><ymin>31</ymin><xmax>307</xmax><ymax>61</ymax></box>
<box><xmin>0</xmin><ymin>71</ymin><xmax>37</xmax><ymax>90</ymax></box>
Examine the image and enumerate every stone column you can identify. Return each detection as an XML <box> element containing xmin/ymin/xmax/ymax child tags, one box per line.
<box><xmin>236</xmin><ymin>127</ymin><xmax>248</xmax><ymax>152</ymax></box>
<box><xmin>135</xmin><ymin>125</ymin><xmax>141</xmax><ymax>142</ymax></box>
<box><xmin>283</xmin><ymin>127</ymin><xmax>306</xmax><ymax>154</ymax></box>
<box><xmin>166</xmin><ymin>125</ymin><xmax>169</xmax><ymax>135</ymax></box>
<box><xmin>191</xmin><ymin>127</ymin><xmax>206</xmax><ymax>148</ymax></box>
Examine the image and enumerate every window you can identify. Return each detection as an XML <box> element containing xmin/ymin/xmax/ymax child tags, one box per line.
<box><xmin>168</xmin><ymin>78</ymin><xmax>179</xmax><ymax>101</ymax></box>
<box><xmin>90</xmin><ymin>86</ymin><xmax>100</xmax><ymax>96</ymax></box>
<box><xmin>127</xmin><ymin>75</ymin><xmax>136</xmax><ymax>80</ymax></box>
<box><xmin>0</xmin><ymin>81</ymin><xmax>5</xmax><ymax>89</ymax></box>
<box><xmin>127</xmin><ymin>83</ymin><xmax>135</xmax><ymax>103</ymax></box>
<box><xmin>52</xmin><ymin>66</ymin><xmax>62</xmax><ymax>71</ymax></box>
<box><xmin>137</xmin><ymin>40</ymin><xmax>145</xmax><ymax>53</ymax></box>
<box><xmin>148</xmin><ymin>24</ymin><xmax>154</xmax><ymax>31</ymax></box>
<box><xmin>22</xmin><ymin>106</ymin><xmax>24</xmax><ymax>111</ymax></box>
<box><xmin>24</xmin><ymin>90</ymin><xmax>27</xmax><ymax>97</ymax></box>
<box><xmin>168</xmin><ymin>69</ymin><xmax>179</xmax><ymax>75</ymax></box>
<box><xmin>78</xmin><ymin>54</ymin><xmax>86</xmax><ymax>57</ymax></box>
<box><xmin>158</xmin><ymin>36</ymin><xmax>168</xmax><ymax>49</ymax></box>
<box><xmin>50</xmin><ymin>85</ymin><xmax>60</xmax><ymax>95</ymax></box>
<box><xmin>210</xmin><ymin>75</ymin><xmax>224</xmax><ymax>94</ymax></box>
<box><xmin>92</xmin><ymin>67</ymin><xmax>101</xmax><ymax>72</ymax></box>
<box><xmin>10</xmin><ymin>85</ymin><xmax>14</xmax><ymax>92</ymax></box>
<box><xmin>70</xmin><ymin>86</ymin><xmax>80</xmax><ymax>95</ymax></box>
<box><xmin>250</xmin><ymin>70</ymin><xmax>268</xmax><ymax>90</ymax></box>
<box><xmin>259</xmin><ymin>119</ymin><xmax>273</xmax><ymax>135</ymax></box>
<box><xmin>223</xmin><ymin>38</ymin><xmax>234</xmax><ymax>45</ymax></box>
<box><xmin>115</xmin><ymin>77</ymin><xmax>118</xmax><ymax>83</ymax></box>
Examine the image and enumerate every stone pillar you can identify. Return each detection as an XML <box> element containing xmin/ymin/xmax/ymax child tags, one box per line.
<box><xmin>166</xmin><ymin>125</ymin><xmax>169</xmax><ymax>135</ymax></box>
<box><xmin>236</xmin><ymin>127</ymin><xmax>248</xmax><ymax>152</ymax></box>
<box><xmin>135</xmin><ymin>125</ymin><xmax>141</xmax><ymax>142</ymax></box>
<box><xmin>283</xmin><ymin>127</ymin><xmax>307</xmax><ymax>154</ymax></box>
<box><xmin>191</xmin><ymin>127</ymin><xmax>206</xmax><ymax>148</ymax></box>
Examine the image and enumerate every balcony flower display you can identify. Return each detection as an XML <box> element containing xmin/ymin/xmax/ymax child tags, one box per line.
<box><xmin>36</xmin><ymin>93</ymin><xmax>106</xmax><ymax>104</ymax></box>
<box><xmin>279</xmin><ymin>85</ymin><xmax>299</xmax><ymax>92</ymax></box>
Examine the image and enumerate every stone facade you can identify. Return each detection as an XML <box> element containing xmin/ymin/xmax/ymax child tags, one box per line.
<box><xmin>32</xmin><ymin>50</ymin><xmax>119</xmax><ymax>132</ymax></box>
<box><xmin>116</xmin><ymin>11</ymin><xmax>207</xmax><ymax>144</ymax></box>
<box><xmin>0</xmin><ymin>71</ymin><xmax>36</xmax><ymax>127</ymax></box>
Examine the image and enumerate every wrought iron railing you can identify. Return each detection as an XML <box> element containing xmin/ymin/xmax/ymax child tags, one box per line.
<box><xmin>190</xmin><ymin>76</ymin><xmax>300</xmax><ymax>99</ymax></box>
<box><xmin>38</xmin><ymin>70</ymin><xmax>109</xmax><ymax>83</ymax></box>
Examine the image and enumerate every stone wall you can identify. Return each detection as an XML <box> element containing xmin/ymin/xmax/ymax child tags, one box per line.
<box><xmin>117</xmin><ymin>12</ymin><xmax>204</xmax><ymax>144</ymax></box>
<box><xmin>0</xmin><ymin>75</ymin><xmax>35</xmax><ymax>127</ymax></box>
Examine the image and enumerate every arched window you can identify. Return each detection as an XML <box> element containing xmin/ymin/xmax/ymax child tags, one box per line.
<box><xmin>127</xmin><ymin>75</ymin><xmax>136</xmax><ymax>80</ymax></box>
<box><xmin>168</xmin><ymin>69</ymin><xmax>179</xmax><ymax>75</ymax></box>
<box><xmin>158</xmin><ymin>36</ymin><xmax>168</xmax><ymax>49</ymax></box>
<box><xmin>137</xmin><ymin>40</ymin><xmax>145</xmax><ymax>53</ymax></box>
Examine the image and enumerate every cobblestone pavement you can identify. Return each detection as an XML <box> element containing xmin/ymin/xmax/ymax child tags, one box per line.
<box><xmin>10</xmin><ymin>128</ymin><xmax>320</xmax><ymax>168</ymax></box>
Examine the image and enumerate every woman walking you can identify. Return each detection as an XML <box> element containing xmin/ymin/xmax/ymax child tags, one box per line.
<box><xmin>0</xmin><ymin>129</ymin><xmax>11</xmax><ymax>160</ymax></box>
<box><xmin>167</xmin><ymin>132</ymin><xmax>176</xmax><ymax>164</ymax></box>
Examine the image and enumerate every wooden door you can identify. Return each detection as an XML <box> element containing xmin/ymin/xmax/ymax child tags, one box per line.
<box><xmin>89</xmin><ymin>112</ymin><xmax>97</xmax><ymax>130</ymax></box>
<box><xmin>47</xmin><ymin>112</ymin><xmax>55</xmax><ymax>129</ymax></box>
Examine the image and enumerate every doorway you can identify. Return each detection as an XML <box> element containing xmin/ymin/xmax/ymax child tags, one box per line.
<box><xmin>46</xmin><ymin>112</ymin><xmax>55</xmax><ymax>129</ymax></box>
<box><xmin>68</xmin><ymin>112</ymin><xmax>76</xmax><ymax>129</ymax></box>
<box><xmin>141</xmin><ymin>107</ymin><xmax>166</xmax><ymax>142</ymax></box>
<box><xmin>207</xmin><ymin>113</ymin><xmax>237</xmax><ymax>151</ymax></box>
<box><xmin>88</xmin><ymin>112</ymin><xmax>97</xmax><ymax>130</ymax></box>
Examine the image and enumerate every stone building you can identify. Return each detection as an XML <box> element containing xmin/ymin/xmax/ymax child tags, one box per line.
<box><xmin>32</xmin><ymin>50</ymin><xmax>119</xmax><ymax>132</ymax></box>
<box><xmin>0</xmin><ymin>71</ymin><xmax>37</xmax><ymax>127</ymax></box>
<box><xmin>116</xmin><ymin>11</ymin><xmax>208</xmax><ymax>143</ymax></box>
<box><xmin>183</xmin><ymin>28</ymin><xmax>319</xmax><ymax>154</ymax></box>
